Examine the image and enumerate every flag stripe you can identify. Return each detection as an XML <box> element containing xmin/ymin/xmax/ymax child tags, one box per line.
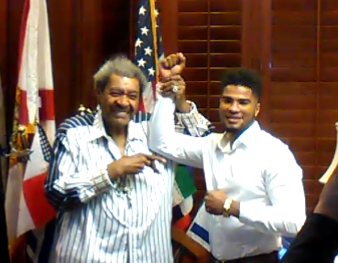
<box><xmin>18</xmin><ymin>89</ymin><xmax>29</xmax><ymax>126</ymax></box>
<box><xmin>190</xmin><ymin>222</ymin><xmax>209</xmax><ymax>244</ymax></box>
<box><xmin>38</xmin><ymin>89</ymin><xmax>55</xmax><ymax>121</ymax></box>
<box><xmin>6</xmin><ymin>163</ymin><xmax>25</xmax><ymax>244</ymax></box>
<box><xmin>23</xmin><ymin>172</ymin><xmax>56</xmax><ymax>227</ymax></box>
<box><xmin>151</xmin><ymin>81</ymin><xmax>157</xmax><ymax>102</ymax></box>
<box><xmin>174</xmin><ymin>214</ymin><xmax>191</xmax><ymax>231</ymax></box>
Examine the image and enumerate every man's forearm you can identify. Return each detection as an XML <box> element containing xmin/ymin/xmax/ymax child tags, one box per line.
<box><xmin>176</xmin><ymin>100</ymin><xmax>192</xmax><ymax>113</ymax></box>
<box><xmin>238</xmin><ymin>203</ymin><xmax>305</xmax><ymax>237</ymax></box>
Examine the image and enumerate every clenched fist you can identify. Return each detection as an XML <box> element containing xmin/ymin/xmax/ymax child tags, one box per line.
<box><xmin>159</xmin><ymin>53</ymin><xmax>186</xmax><ymax>80</ymax></box>
<box><xmin>204</xmin><ymin>190</ymin><xmax>228</xmax><ymax>215</ymax></box>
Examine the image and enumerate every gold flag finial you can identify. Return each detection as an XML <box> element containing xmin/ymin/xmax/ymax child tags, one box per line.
<box><xmin>6</xmin><ymin>125</ymin><xmax>31</xmax><ymax>162</ymax></box>
<box><xmin>78</xmin><ymin>104</ymin><xmax>92</xmax><ymax>116</ymax></box>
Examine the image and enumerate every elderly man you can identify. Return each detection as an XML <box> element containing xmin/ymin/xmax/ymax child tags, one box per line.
<box><xmin>45</xmin><ymin>53</ymin><xmax>211</xmax><ymax>262</ymax></box>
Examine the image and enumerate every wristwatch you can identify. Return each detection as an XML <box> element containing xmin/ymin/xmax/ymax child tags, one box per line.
<box><xmin>223</xmin><ymin>197</ymin><xmax>233</xmax><ymax>217</ymax></box>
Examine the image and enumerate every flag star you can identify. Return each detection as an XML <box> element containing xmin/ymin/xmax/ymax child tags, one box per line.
<box><xmin>148</xmin><ymin>67</ymin><xmax>155</xmax><ymax>76</ymax></box>
<box><xmin>137</xmin><ymin>58</ymin><xmax>146</xmax><ymax>67</ymax></box>
<box><xmin>144</xmin><ymin>46</ymin><xmax>153</xmax><ymax>56</ymax></box>
<box><xmin>141</xmin><ymin>27</ymin><xmax>149</xmax><ymax>35</ymax></box>
<box><xmin>139</xmin><ymin>6</ymin><xmax>147</xmax><ymax>15</ymax></box>
<box><xmin>154</xmin><ymin>9</ymin><xmax>159</xmax><ymax>17</ymax></box>
<box><xmin>135</xmin><ymin>38</ymin><xmax>143</xmax><ymax>48</ymax></box>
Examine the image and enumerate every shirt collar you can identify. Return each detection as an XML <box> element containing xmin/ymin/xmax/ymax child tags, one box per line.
<box><xmin>87</xmin><ymin>106</ymin><xmax>145</xmax><ymax>143</ymax></box>
<box><xmin>218</xmin><ymin>121</ymin><xmax>261</xmax><ymax>152</ymax></box>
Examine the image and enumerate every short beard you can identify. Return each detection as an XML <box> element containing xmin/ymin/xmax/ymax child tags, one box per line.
<box><xmin>224</xmin><ymin>126</ymin><xmax>240</xmax><ymax>133</ymax></box>
<box><xmin>223</xmin><ymin>119</ymin><xmax>255</xmax><ymax>137</ymax></box>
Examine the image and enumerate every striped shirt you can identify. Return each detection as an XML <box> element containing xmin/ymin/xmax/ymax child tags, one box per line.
<box><xmin>45</xmin><ymin>103</ymin><xmax>211</xmax><ymax>263</ymax></box>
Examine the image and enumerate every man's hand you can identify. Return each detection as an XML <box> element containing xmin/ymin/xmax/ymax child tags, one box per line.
<box><xmin>107</xmin><ymin>153</ymin><xmax>166</xmax><ymax>179</ymax></box>
<box><xmin>159</xmin><ymin>53</ymin><xmax>186</xmax><ymax>80</ymax></box>
<box><xmin>205</xmin><ymin>190</ymin><xmax>240</xmax><ymax>217</ymax></box>
<box><xmin>314</xmin><ymin>170</ymin><xmax>338</xmax><ymax>221</ymax></box>
<box><xmin>204</xmin><ymin>190</ymin><xmax>228</xmax><ymax>215</ymax></box>
<box><xmin>157</xmin><ymin>75</ymin><xmax>191</xmax><ymax>113</ymax></box>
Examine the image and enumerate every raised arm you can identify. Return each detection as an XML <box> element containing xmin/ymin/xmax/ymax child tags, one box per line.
<box><xmin>149</xmin><ymin>94</ymin><xmax>208</xmax><ymax>169</ymax></box>
<box><xmin>158</xmin><ymin>53</ymin><xmax>213</xmax><ymax>138</ymax></box>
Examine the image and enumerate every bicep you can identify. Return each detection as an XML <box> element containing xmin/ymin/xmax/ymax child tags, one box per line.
<box><xmin>152</xmin><ymin>132</ymin><xmax>206</xmax><ymax>169</ymax></box>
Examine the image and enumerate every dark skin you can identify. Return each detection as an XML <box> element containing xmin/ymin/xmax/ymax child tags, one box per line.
<box><xmin>315</xmin><ymin>169</ymin><xmax>338</xmax><ymax>221</ymax></box>
<box><xmin>205</xmin><ymin>85</ymin><xmax>260</xmax><ymax>218</ymax></box>
<box><xmin>158</xmin><ymin>53</ymin><xmax>191</xmax><ymax>113</ymax></box>
<box><xmin>158</xmin><ymin>74</ymin><xmax>186</xmax><ymax>106</ymax></box>
<box><xmin>108</xmin><ymin>153</ymin><xmax>166</xmax><ymax>179</ymax></box>
<box><xmin>97</xmin><ymin>53</ymin><xmax>191</xmax><ymax>180</ymax></box>
<box><xmin>97</xmin><ymin>73</ymin><xmax>166</xmax><ymax>180</ymax></box>
<box><xmin>158</xmin><ymin>53</ymin><xmax>249</xmax><ymax>217</ymax></box>
<box><xmin>219</xmin><ymin>85</ymin><xmax>260</xmax><ymax>143</ymax></box>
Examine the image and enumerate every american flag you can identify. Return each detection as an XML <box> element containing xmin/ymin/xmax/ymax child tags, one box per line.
<box><xmin>134</xmin><ymin>0</ymin><xmax>164</xmax><ymax>113</ymax></box>
<box><xmin>134</xmin><ymin>0</ymin><xmax>197</xmax><ymax>232</ymax></box>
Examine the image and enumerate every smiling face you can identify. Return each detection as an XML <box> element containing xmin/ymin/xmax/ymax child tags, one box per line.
<box><xmin>97</xmin><ymin>74</ymin><xmax>140</xmax><ymax>130</ymax></box>
<box><xmin>219</xmin><ymin>84</ymin><xmax>260</xmax><ymax>135</ymax></box>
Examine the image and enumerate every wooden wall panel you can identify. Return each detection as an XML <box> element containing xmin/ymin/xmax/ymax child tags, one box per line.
<box><xmin>176</xmin><ymin>0</ymin><xmax>246</xmax><ymax>214</ymax></box>
<box><xmin>269</xmin><ymin>0</ymin><xmax>321</xmax><ymax>214</ymax></box>
<box><xmin>158</xmin><ymin>0</ymin><xmax>178</xmax><ymax>54</ymax></box>
<box><xmin>317</xmin><ymin>0</ymin><xmax>338</xmax><ymax>195</ymax></box>
<box><xmin>261</xmin><ymin>0</ymin><xmax>338</xmax><ymax>213</ymax></box>
<box><xmin>1</xmin><ymin>0</ymin><xmax>131</xmax><ymax>132</ymax></box>
<box><xmin>47</xmin><ymin>0</ymin><xmax>80</xmax><ymax>125</ymax></box>
<box><xmin>178</xmin><ymin>0</ymin><xmax>242</xmax><ymax>132</ymax></box>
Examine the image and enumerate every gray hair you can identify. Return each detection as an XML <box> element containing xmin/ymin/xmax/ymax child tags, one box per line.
<box><xmin>93</xmin><ymin>55</ymin><xmax>148</xmax><ymax>94</ymax></box>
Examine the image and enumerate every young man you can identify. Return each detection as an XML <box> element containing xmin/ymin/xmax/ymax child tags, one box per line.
<box><xmin>149</xmin><ymin>67</ymin><xmax>306</xmax><ymax>263</ymax></box>
<box><xmin>45</xmin><ymin>54</ymin><xmax>211</xmax><ymax>262</ymax></box>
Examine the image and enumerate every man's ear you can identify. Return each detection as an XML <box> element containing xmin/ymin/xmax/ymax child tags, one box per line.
<box><xmin>255</xmin><ymin>103</ymin><xmax>260</xmax><ymax>117</ymax></box>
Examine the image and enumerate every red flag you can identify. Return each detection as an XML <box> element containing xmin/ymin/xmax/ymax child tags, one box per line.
<box><xmin>5</xmin><ymin>0</ymin><xmax>56</xmax><ymax>259</ymax></box>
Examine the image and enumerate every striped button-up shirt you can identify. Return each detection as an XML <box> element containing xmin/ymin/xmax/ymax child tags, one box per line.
<box><xmin>45</xmin><ymin>103</ymin><xmax>211</xmax><ymax>263</ymax></box>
